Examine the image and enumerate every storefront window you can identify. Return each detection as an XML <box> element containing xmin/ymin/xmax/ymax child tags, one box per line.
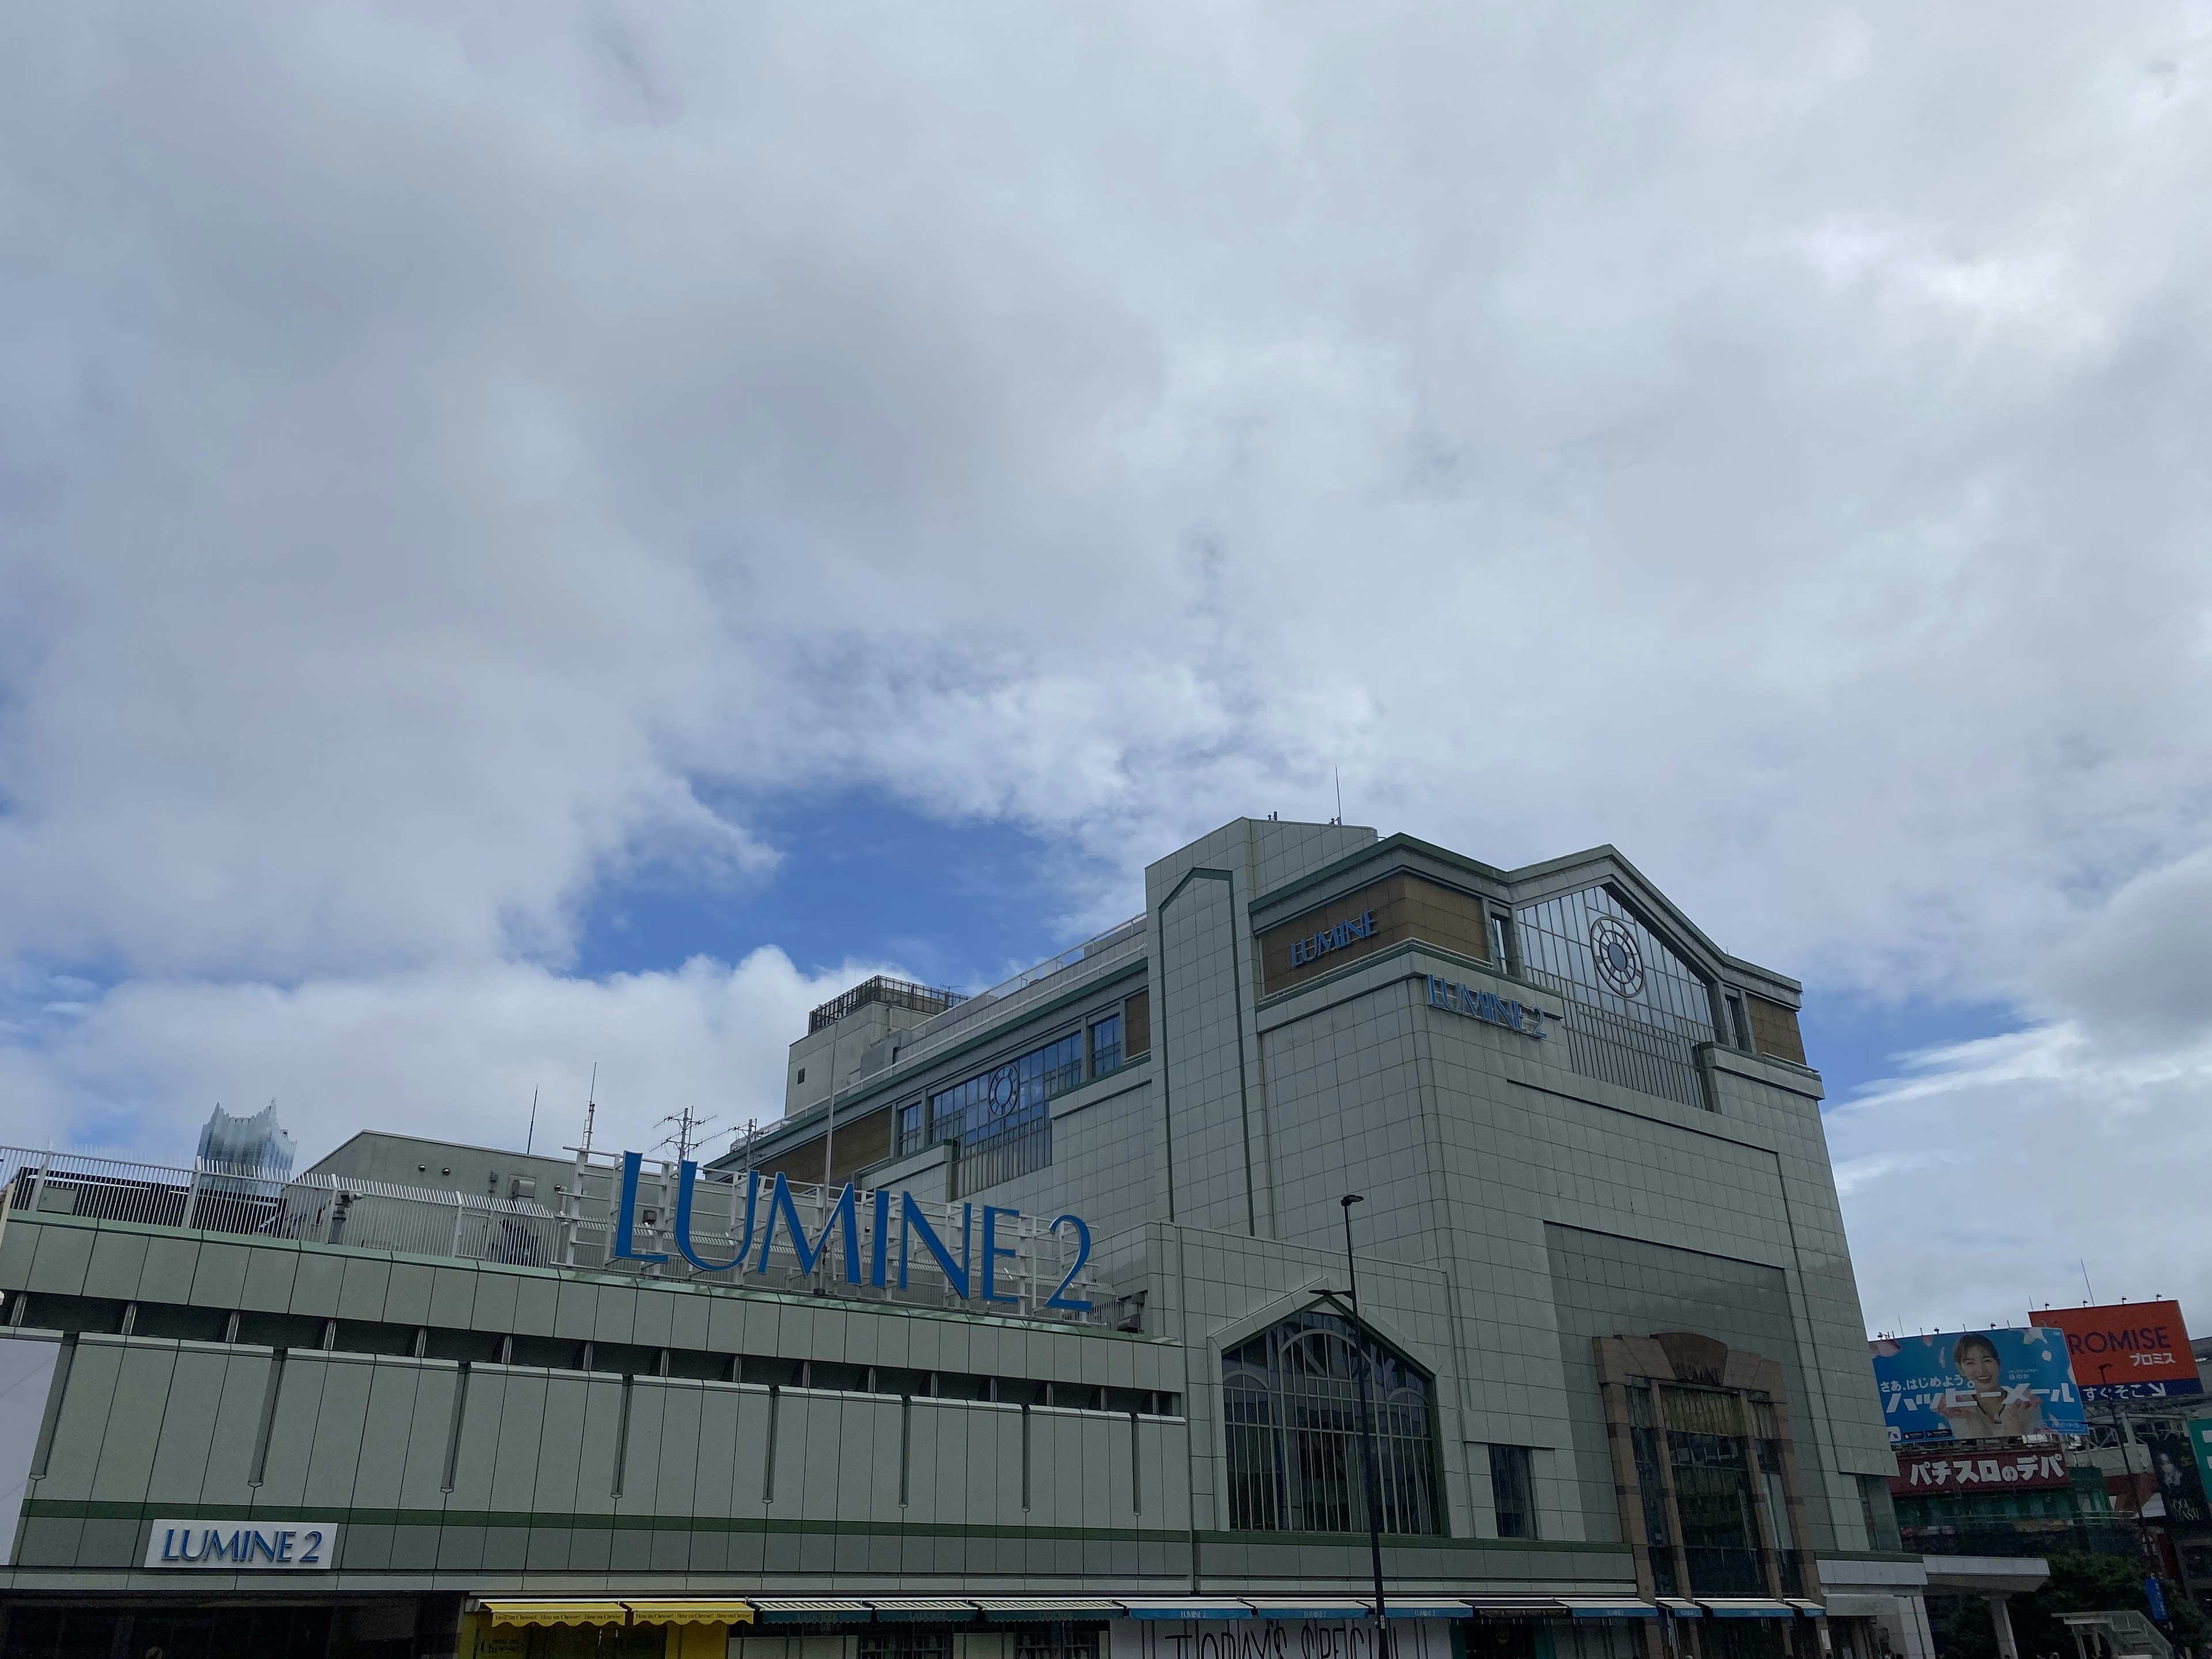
<box><xmin>1222</xmin><ymin>1308</ymin><xmax>1440</xmax><ymax>1536</ymax></box>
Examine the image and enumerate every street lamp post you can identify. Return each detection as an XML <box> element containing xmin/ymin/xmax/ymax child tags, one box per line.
<box><xmin>1341</xmin><ymin>1194</ymin><xmax>1389</xmax><ymax>1651</ymax></box>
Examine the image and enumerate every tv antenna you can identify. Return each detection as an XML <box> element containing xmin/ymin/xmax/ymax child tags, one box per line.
<box><xmin>581</xmin><ymin>1063</ymin><xmax>599</xmax><ymax>1156</ymax></box>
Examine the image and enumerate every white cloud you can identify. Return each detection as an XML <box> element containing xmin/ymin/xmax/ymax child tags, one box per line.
<box><xmin>0</xmin><ymin>949</ymin><xmax>876</xmax><ymax>1171</ymax></box>
<box><xmin>0</xmin><ymin>3</ymin><xmax>2205</xmax><ymax>1331</ymax></box>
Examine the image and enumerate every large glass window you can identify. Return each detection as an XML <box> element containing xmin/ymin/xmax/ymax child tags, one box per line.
<box><xmin>1514</xmin><ymin>885</ymin><xmax>1718</xmax><ymax>1109</ymax></box>
<box><xmin>903</xmin><ymin>1030</ymin><xmax>1081</xmax><ymax>1195</ymax></box>
<box><xmin>1626</xmin><ymin>1381</ymin><xmax>1800</xmax><ymax>1597</ymax></box>
<box><xmin>1223</xmin><ymin>1308</ymin><xmax>1440</xmax><ymax>1536</ymax></box>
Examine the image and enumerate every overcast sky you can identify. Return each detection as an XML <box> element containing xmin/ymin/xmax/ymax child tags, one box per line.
<box><xmin>1</xmin><ymin>5</ymin><xmax>2206</xmax><ymax>1340</ymax></box>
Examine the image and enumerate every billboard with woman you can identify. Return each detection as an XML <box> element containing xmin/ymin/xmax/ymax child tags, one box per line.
<box><xmin>1869</xmin><ymin>1328</ymin><xmax>2086</xmax><ymax>1443</ymax></box>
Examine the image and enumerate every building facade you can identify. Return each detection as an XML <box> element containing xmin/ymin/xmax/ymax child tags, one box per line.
<box><xmin>0</xmin><ymin>819</ymin><xmax>1920</xmax><ymax>1659</ymax></box>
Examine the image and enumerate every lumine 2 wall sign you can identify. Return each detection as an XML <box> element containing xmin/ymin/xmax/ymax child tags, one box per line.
<box><xmin>146</xmin><ymin>1520</ymin><xmax>336</xmax><ymax>1570</ymax></box>
<box><xmin>1426</xmin><ymin>976</ymin><xmax>1550</xmax><ymax>1038</ymax></box>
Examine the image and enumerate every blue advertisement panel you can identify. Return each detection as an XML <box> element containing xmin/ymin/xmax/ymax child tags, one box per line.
<box><xmin>1869</xmin><ymin>1328</ymin><xmax>2085</xmax><ymax>1444</ymax></box>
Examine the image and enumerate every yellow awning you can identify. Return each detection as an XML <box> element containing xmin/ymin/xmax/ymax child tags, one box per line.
<box><xmin>626</xmin><ymin>1602</ymin><xmax>757</xmax><ymax>1627</ymax></box>
<box><xmin>484</xmin><ymin>1601</ymin><xmax>628</xmax><ymax>1628</ymax></box>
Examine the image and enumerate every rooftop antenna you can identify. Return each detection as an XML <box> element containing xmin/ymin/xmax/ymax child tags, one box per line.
<box><xmin>2081</xmin><ymin>1259</ymin><xmax>2096</xmax><ymax>1302</ymax></box>
<box><xmin>581</xmin><ymin>1063</ymin><xmax>599</xmax><ymax>1157</ymax></box>
<box><xmin>650</xmin><ymin>1102</ymin><xmax>719</xmax><ymax>1166</ymax></box>
<box><xmin>525</xmin><ymin>1088</ymin><xmax>539</xmax><ymax>1157</ymax></box>
<box><xmin>1333</xmin><ymin>766</ymin><xmax>1343</xmax><ymax>826</ymax></box>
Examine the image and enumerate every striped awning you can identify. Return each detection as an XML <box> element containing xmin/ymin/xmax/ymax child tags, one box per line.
<box><xmin>1119</xmin><ymin>1599</ymin><xmax>1256</xmax><ymax>1620</ymax></box>
<box><xmin>752</xmin><ymin>1600</ymin><xmax>876</xmax><ymax>1623</ymax></box>
<box><xmin>870</xmin><ymin>1601</ymin><xmax>980</xmax><ymax>1622</ymax></box>
<box><xmin>625</xmin><ymin>1603</ymin><xmax>758</xmax><ymax>1627</ymax></box>
<box><xmin>1698</xmin><ymin>1600</ymin><xmax>1797</xmax><ymax>1619</ymax></box>
<box><xmin>483</xmin><ymin>1602</ymin><xmax>627</xmax><ymax>1628</ymax></box>
<box><xmin>1557</xmin><ymin>1600</ymin><xmax>1660</xmax><ymax>1620</ymax></box>
<box><xmin>971</xmin><ymin>1600</ymin><xmax>1125</xmax><ymax>1622</ymax></box>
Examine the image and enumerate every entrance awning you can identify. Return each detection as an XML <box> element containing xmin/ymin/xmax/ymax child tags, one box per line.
<box><xmin>1119</xmin><ymin>1599</ymin><xmax>1256</xmax><ymax>1620</ymax></box>
<box><xmin>972</xmin><ymin>1600</ymin><xmax>1127</xmax><ymax>1622</ymax></box>
<box><xmin>1469</xmin><ymin>1601</ymin><xmax>1566</xmax><ymax>1620</ymax></box>
<box><xmin>1558</xmin><ymin>1601</ymin><xmax>1660</xmax><ymax>1620</ymax></box>
<box><xmin>1697</xmin><ymin>1601</ymin><xmax>1798</xmax><ymax>1619</ymax></box>
<box><xmin>483</xmin><ymin>1602</ymin><xmax>628</xmax><ymax>1628</ymax></box>
<box><xmin>626</xmin><ymin>1603</ymin><xmax>759</xmax><ymax>1627</ymax></box>
<box><xmin>752</xmin><ymin>1600</ymin><xmax>876</xmax><ymax>1623</ymax></box>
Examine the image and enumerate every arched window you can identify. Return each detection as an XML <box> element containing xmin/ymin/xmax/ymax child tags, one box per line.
<box><xmin>1223</xmin><ymin>1308</ymin><xmax>1440</xmax><ymax>1535</ymax></box>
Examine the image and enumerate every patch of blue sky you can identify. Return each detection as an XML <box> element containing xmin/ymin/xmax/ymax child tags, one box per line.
<box><xmin>1800</xmin><ymin>988</ymin><xmax>2025</xmax><ymax>1112</ymax></box>
<box><xmin>572</xmin><ymin>787</ymin><xmax>1124</xmax><ymax>993</ymax></box>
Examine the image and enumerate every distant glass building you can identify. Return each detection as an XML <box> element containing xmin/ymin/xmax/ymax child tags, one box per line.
<box><xmin>194</xmin><ymin>1100</ymin><xmax>296</xmax><ymax>1181</ymax></box>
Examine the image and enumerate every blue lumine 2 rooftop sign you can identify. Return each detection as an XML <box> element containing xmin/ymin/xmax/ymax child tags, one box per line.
<box><xmin>611</xmin><ymin>1153</ymin><xmax>1096</xmax><ymax>1316</ymax></box>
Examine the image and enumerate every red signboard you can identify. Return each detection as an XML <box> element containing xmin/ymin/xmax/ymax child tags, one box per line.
<box><xmin>2040</xmin><ymin>1302</ymin><xmax>2201</xmax><ymax>1401</ymax></box>
<box><xmin>1889</xmin><ymin>1445</ymin><xmax>2071</xmax><ymax>1496</ymax></box>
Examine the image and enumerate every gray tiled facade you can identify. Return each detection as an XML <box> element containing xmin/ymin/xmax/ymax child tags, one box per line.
<box><xmin>0</xmin><ymin>816</ymin><xmax>1912</xmax><ymax>1646</ymax></box>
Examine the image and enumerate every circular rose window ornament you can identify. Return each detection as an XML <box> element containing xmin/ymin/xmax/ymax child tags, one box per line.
<box><xmin>1588</xmin><ymin>915</ymin><xmax>1646</xmax><ymax>998</ymax></box>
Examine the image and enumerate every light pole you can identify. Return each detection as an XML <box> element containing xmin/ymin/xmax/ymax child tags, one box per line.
<box><xmin>1341</xmin><ymin>1194</ymin><xmax>1389</xmax><ymax>1651</ymax></box>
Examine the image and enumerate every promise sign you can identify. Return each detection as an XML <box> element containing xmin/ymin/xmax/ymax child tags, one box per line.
<box><xmin>2038</xmin><ymin>1302</ymin><xmax>2202</xmax><ymax>1402</ymax></box>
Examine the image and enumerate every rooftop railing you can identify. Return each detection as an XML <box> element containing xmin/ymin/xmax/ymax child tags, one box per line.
<box><xmin>0</xmin><ymin>1144</ymin><xmax>1104</xmax><ymax>1326</ymax></box>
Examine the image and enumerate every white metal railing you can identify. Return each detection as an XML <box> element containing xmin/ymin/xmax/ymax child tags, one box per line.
<box><xmin>897</xmin><ymin>913</ymin><xmax>1146</xmax><ymax>1054</ymax></box>
<box><xmin>0</xmin><ymin>1144</ymin><xmax>1104</xmax><ymax>1326</ymax></box>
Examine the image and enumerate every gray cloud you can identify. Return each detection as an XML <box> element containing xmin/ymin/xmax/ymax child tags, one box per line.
<box><xmin>0</xmin><ymin>3</ymin><xmax>2206</xmax><ymax>1324</ymax></box>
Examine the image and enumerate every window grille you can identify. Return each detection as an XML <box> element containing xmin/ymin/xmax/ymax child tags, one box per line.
<box><xmin>1014</xmin><ymin>1627</ymin><xmax>1101</xmax><ymax>1659</ymax></box>
<box><xmin>910</xmin><ymin>1031</ymin><xmax>1082</xmax><ymax>1197</ymax></box>
<box><xmin>1222</xmin><ymin>1308</ymin><xmax>1440</xmax><ymax>1536</ymax></box>
<box><xmin>1514</xmin><ymin>886</ymin><xmax>1717</xmax><ymax>1109</ymax></box>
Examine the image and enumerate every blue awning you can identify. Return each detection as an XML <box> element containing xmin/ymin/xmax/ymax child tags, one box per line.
<box><xmin>1378</xmin><ymin>1603</ymin><xmax>1476</xmax><ymax>1620</ymax></box>
<box><xmin>1787</xmin><ymin>1602</ymin><xmax>1827</xmax><ymax>1619</ymax></box>
<box><xmin>1558</xmin><ymin>1601</ymin><xmax>1660</xmax><ymax>1620</ymax></box>
<box><xmin>1244</xmin><ymin>1603</ymin><xmax>1372</xmax><ymax>1621</ymax></box>
<box><xmin>1119</xmin><ymin>1600</ymin><xmax>1255</xmax><ymax>1621</ymax></box>
<box><xmin>1658</xmin><ymin>1601</ymin><xmax>1703</xmax><ymax>1620</ymax></box>
<box><xmin>1698</xmin><ymin>1601</ymin><xmax>1797</xmax><ymax>1620</ymax></box>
